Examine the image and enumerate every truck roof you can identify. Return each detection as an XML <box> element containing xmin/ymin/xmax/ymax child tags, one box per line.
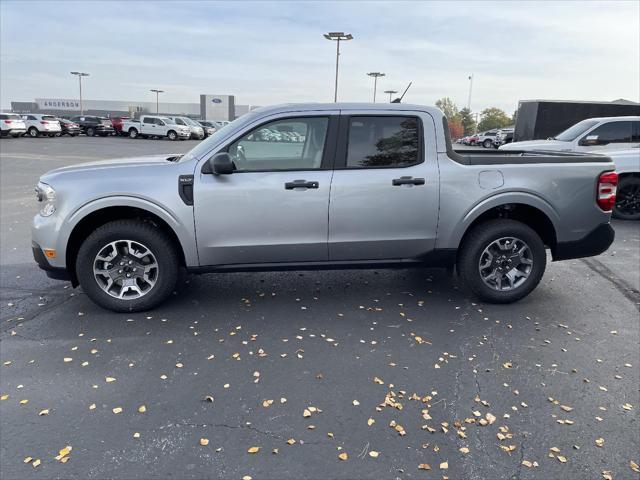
<box><xmin>250</xmin><ymin>102</ymin><xmax>445</xmax><ymax>118</ymax></box>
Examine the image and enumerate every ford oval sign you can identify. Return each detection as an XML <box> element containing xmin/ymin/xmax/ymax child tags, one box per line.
<box><xmin>211</xmin><ymin>98</ymin><xmax>223</xmax><ymax>104</ymax></box>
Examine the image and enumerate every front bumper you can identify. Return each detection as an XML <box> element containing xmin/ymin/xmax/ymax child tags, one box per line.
<box><xmin>553</xmin><ymin>223</ymin><xmax>615</xmax><ymax>261</ymax></box>
<box><xmin>32</xmin><ymin>241</ymin><xmax>72</xmax><ymax>282</ymax></box>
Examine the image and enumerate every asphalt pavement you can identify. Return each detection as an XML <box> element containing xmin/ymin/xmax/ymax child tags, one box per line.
<box><xmin>1</xmin><ymin>136</ymin><xmax>638</xmax><ymax>480</ymax></box>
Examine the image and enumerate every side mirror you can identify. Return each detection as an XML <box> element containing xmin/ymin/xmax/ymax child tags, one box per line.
<box><xmin>582</xmin><ymin>135</ymin><xmax>600</xmax><ymax>146</ymax></box>
<box><xmin>208</xmin><ymin>152</ymin><xmax>235</xmax><ymax>175</ymax></box>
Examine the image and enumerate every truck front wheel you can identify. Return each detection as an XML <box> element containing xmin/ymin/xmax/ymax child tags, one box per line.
<box><xmin>76</xmin><ymin>220</ymin><xmax>179</xmax><ymax>312</ymax></box>
<box><xmin>167</xmin><ymin>130</ymin><xmax>177</xmax><ymax>141</ymax></box>
<box><xmin>457</xmin><ymin>219</ymin><xmax>546</xmax><ymax>303</ymax></box>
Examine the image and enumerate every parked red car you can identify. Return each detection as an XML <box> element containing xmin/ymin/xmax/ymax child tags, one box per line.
<box><xmin>110</xmin><ymin>116</ymin><xmax>131</xmax><ymax>136</ymax></box>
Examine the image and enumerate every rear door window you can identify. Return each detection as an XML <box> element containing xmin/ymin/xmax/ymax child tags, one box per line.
<box><xmin>632</xmin><ymin>121</ymin><xmax>640</xmax><ymax>142</ymax></box>
<box><xmin>345</xmin><ymin>116</ymin><xmax>421</xmax><ymax>168</ymax></box>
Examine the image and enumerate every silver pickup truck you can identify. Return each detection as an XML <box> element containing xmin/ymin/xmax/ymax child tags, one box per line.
<box><xmin>32</xmin><ymin>103</ymin><xmax>617</xmax><ymax>312</ymax></box>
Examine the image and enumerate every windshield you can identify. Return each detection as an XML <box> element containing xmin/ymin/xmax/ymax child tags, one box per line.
<box><xmin>182</xmin><ymin>112</ymin><xmax>261</xmax><ymax>161</ymax></box>
<box><xmin>183</xmin><ymin>118</ymin><xmax>200</xmax><ymax>126</ymax></box>
<box><xmin>160</xmin><ymin>117</ymin><xmax>176</xmax><ymax>125</ymax></box>
<box><xmin>42</xmin><ymin>115</ymin><xmax>57</xmax><ymax>121</ymax></box>
<box><xmin>554</xmin><ymin>119</ymin><xmax>599</xmax><ymax>141</ymax></box>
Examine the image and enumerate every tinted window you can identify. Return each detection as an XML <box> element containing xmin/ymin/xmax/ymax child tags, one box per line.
<box><xmin>554</xmin><ymin>119</ymin><xmax>599</xmax><ymax>141</ymax></box>
<box><xmin>228</xmin><ymin>117</ymin><xmax>328</xmax><ymax>171</ymax></box>
<box><xmin>632</xmin><ymin>121</ymin><xmax>640</xmax><ymax>142</ymax></box>
<box><xmin>587</xmin><ymin>121</ymin><xmax>632</xmax><ymax>144</ymax></box>
<box><xmin>143</xmin><ymin>117</ymin><xmax>155</xmax><ymax>124</ymax></box>
<box><xmin>175</xmin><ymin>118</ymin><xmax>185</xmax><ymax>125</ymax></box>
<box><xmin>346</xmin><ymin>116</ymin><xmax>420</xmax><ymax>168</ymax></box>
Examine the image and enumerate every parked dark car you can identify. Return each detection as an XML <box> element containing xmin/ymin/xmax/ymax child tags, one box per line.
<box><xmin>196</xmin><ymin>120</ymin><xmax>217</xmax><ymax>137</ymax></box>
<box><xmin>55</xmin><ymin>118</ymin><xmax>81</xmax><ymax>136</ymax></box>
<box><xmin>110</xmin><ymin>116</ymin><xmax>131</xmax><ymax>136</ymax></box>
<box><xmin>69</xmin><ymin>115</ymin><xmax>115</xmax><ymax>136</ymax></box>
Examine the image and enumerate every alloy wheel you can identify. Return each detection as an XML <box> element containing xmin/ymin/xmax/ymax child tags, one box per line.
<box><xmin>478</xmin><ymin>237</ymin><xmax>533</xmax><ymax>291</ymax></box>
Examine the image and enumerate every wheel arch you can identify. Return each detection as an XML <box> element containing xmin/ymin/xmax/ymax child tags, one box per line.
<box><xmin>452</xmin><ymin>193</ymin><xmax>560</xmax><ymax>256</ymax></box>
<box><xmin>64</xmin><ymin>200</ymin><xmax>193</xmax><ymax>285</ymax></box>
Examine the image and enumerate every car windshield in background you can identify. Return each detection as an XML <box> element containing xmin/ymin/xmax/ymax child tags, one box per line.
<box><xmin>553</xmin><ymin>119</ymin><xmax>599</xmax><ymax>141</ymax></box>
<box><xmin>161</xmin><ymin>117</ymin><xmax>176</xmax><ymax>125</ymax></box>
<box><xmin>42</xmin><ymin>115</ymin><xmax>57</xmax><ymax>121</ymax></box>
<box><xmin>182</xmin><ymin>112</ymin><xmax>261</xmax><ymax>161</ymax></box>
<box><xmin>183</xmin><ymin>118</ymin><xmax>200</xmax><ymax>126</ymax></box>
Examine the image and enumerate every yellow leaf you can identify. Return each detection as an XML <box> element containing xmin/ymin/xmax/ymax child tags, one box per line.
<box><xmin>338</xmin><ymin>452</ymin><xmax>348</xmax><ymax>461</ymax></box>
<box><xmin>418</xmin><ymin>463</ymin><xmax>431</xmax><ymax>470</ymax></box>
<box><xmin>247</xmin><ymin>446</ymin><xmax>260</xmax><ymax>454</ymax></box>
<box><xmin>630</xmin><ymin>460</ymin><xmax>639</xmax><ymax>473</ymax></box>
<box><xmin>0</xmin><ymin>394</ymin><xmax>8</xmax><ymax>401</ymax></box>
<box><xmin>503</xmin><ymin>362</ymin><xmax>513</xmax><ymax>369</ymax></box>
<box><xmin>595</xmin><ymin>438</ymin><xmax>604</xmax><ymax>447</ymax></box>
<box><xmin>460</xmin><ymin>447</ymin><xmax>470</xmax><ymax>454</ymax></box>
<box><xmin>89</xmin><ymin>403</ymin><xmax>96</xmax><ymax>410</ymax></box>
<box><xmin>63</xmin><ymin>358</ymin><xmax>73</xmax><ymax>363</ymax></box>
<box><xmin>19</xmin><ymin>399</ymin><xmax>28</xmax><ymax>405</ymax></box>
<box><xmin>138</xmin><ymin>405</ymin><xmax>146</xmax><ymax>413</ymax></box>
<box><xmin>176</xmin><ymin>363</ymin><xmax>183</xmax><ymax>368</ymax></box>
<box><xmin>105</xmin><ymin>377</ymin><xmax>116</xmax><ymax>383</ymax></box>
<box><xmin>557</xmin><ymin>455</ymin><xmax>567</xmax><ymax>463</ymax></box>
<box><xmin>133</xmin><ymin>432</ymin><xmax>140</xmax><ymax>439</ymax></box>
<box><xmin>287</xmin><ymin>438</ymin><xmax>296</xmax><ymax>445</ymax></box>
<box><xmin>522</xmin><ymin>460</ymin><xmax>533</xmax><ymax>468</ymax></box>
<box><xmin>32</xmin><ymin>459</ymin><xmax>41</xmax><ymax>468</ymax></box>
<box><xmin>352</xmin><ymin>400</ymin><xmax>360</xmax><ymax>406</ymax></box>
<box><xmin>369</xmin><ymin>451</ymin><xmax>379</xmax><ymax>458</ymax></box>
<box><xmin>242</xmin><ymin>476</ymin><xmax>252</xmax><ymax>480</ymax></box>
<box><xmin>367</xmin><ymin>418</ymin><xmax>375</xmax><ymax>426</ymax></box>
<box><xmin>440</xmin><ymin>461</ymin><xmax>449</xmax><ymax>469</ymax></box>
<box><xmin>303</xmin><ymin>409</ymin><xmax>311</xmax><ymax>417</ymax></box>
<box><xmin>112</xmin><ymin>407</ymin><xmax>123</xmax><ymax>414</ymax></box>
<box><xmin>38</xmin><ymin>409</ymin><xmax>49</xmax><ymax>416</ymax></box>
<box><xmin>24</xmin><ymin>456</ymin><xmax>33</xmax><ymax>463</ymax></box>
<box><xmin>200</xmin><ymin>438</ymin><xmax>209</xmax><ymax>446</ymax></box>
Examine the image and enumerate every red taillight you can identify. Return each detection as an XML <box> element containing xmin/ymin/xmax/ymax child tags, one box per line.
<box><xmin>597</xmin><ymin>171</ymin><xmax>618</xmax><ymax>212</ymax></box>
<box><xmin>3</xmin><ymin>120</ymin><xmax>12</xmax><ymax>124</ymax></box>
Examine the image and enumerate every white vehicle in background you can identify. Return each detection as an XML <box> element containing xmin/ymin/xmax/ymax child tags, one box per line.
<box><xmin>21</xmin><ymin>114</ymin><xmax>62</xmax><ymax>138</ymax></box>
<box><xmin>0</xmin><ymin>113</ymin><xmax>27</xmax><ymax>137</ymax></box>
<box><xmin>475</xmin><ymin>130</ymin><xmax>498</xmax><ymax>148</ymax></box>
<box><xmin>608</xmin><ymin>147</ymin><xmax>640</xmax><ymax>220</ymax></box>
<box><xmin>123</xmin><ymin>115</ymin><xmax>191</xmax><ymax>141</ymax></box>
<box><xmin>167</xmin><ymin>116</ymin><xmax>205</xmax><ymax>140</ymax></box>
<box><xmin>500</xmin><ymin>116</ymin><xmax>640</xmax><ymax>152</ymax></box>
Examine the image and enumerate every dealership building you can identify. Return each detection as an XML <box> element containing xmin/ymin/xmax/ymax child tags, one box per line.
<box><xmin>10</xmin><ymin>94</ymin><xmax>259</xmax><ymax>121</ymax></box>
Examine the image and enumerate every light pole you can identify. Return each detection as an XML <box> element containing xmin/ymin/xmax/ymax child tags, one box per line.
<box><xmin>150</xmin><ymin>89</ymin><xmax>164</xmax><ymax>114</ymax></box>
<box><xmin>323</xmin><ymin>32</ymin><xmax>353</xmax><ymax>102</ymax></box>
<box><xmin>467</xmin><ymin>74</ymin><xmax>474</xmax><ymax>111</ymax></box>
<box><xmin>367</xmin><ymin>72</ymin><xmax>385</xmax><ymax>102</ymax></box>
<box><xmin>384</xmin><ymin>90</ymin><xmax>398</xmax><ymax>103</ymax></box>
<box><xmin>70</xmin><ymin>71</ymin><xmax>89</xmax><ymax>115</ymax></box>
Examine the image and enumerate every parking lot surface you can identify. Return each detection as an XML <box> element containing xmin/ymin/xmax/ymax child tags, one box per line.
<box><xmin>1</xmin><ymin>137</ymin><xmax>639</xmax><ymax>479</ymax></box>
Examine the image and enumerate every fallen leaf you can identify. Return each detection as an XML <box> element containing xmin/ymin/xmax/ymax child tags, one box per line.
<box><xmin>369</xmin><ymin>451</ymin><xmax>379</xmax><ymax>458</ymax></box>
<box><xmin>352</xmin><ymin>400</ymin><xmax>360</xmax><ymax>406</ymax></box>
<box><xmin>63</xmin><ymin>358</ymin><xmax>73</xmax><ymax>363</ymax></box>
<box><xmin>440</xmin><ymin>461</ymin><xmax>448</xmax><ymax>470</ymax></box>
<box><xmin>138</xmin><ymin>405</ymin><xmax>146</xmax><ymax>413</ymax></box>
<box><xmin>287</xmin><ymin>438</ymin><xmax>296</xmax><ymax>445</ymax></box>
<box><xmin>418</xmin><ymin>463</ymin><xmax>431</xmax><ymax>470</ymax></box>
<box><xmin>133</xmin><ymin>432</ymin><xmax>140</xmax><ymax>439</ymax></box>
<box><xmin>338</xmin><ymin>452</ymin><xmax>348</xmax><ymax>461</ymax></box>
<box><xmin>112</xmin><ymin>407</ymin><xmax>123</xmax><ymax>414</ymax></box>
<box><xmin>557</xmin><ymin>456</ymin><xmax>567</xmax><ymax>463</ymax></box>
<box><xmin>247</xmin><ymin>446</ymin><xmax>260</xmax><ymax>454</ymax></box>
<box><xmin>32</xmin><ymin>459</ymin><xmax>41</xmax><ymax>468</ymax></box>
<box><xmin>459</xmin><ymin>447</ymin><xmax>469</xmax><ymax>454</ymax></box>
<box><xmin>105</xmin><ymin>377</ymin><xmax>116</xmax><ymax>383</ymax></box>
<box><xmin>367</xmin><ymin>418</ymin><xmax>375</xmax><ymax>426</ymax></box>
<box><xmin>38</xmin><ymin>409</ymin><xmax>49</xmax><ymax>416</ymax></box>
<box><xmin>595</xmin><ymin>438</ymin><xmax>604</xmax><ymax>447</ymax></box>
<box><xmin>200</xmin><ymin>438</ymin><xmax>209</xmax><ymax>446</ymax></box>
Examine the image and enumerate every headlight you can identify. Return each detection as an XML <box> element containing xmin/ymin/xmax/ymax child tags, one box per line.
<box><xmin>36</xmin><ymin>182</ymin><xmax>56</xmax><ymax>217</ymax></box>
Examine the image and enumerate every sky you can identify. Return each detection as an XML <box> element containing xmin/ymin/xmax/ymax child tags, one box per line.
<box><xmin>1</xmin><ymin>1</ymin><xmax>638</xmax><ymax>114</ymax></box>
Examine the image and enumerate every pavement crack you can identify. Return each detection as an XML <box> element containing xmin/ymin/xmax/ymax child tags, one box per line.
<box><xmin>580</xmin><ymin>257</ymin><xmax>640</xmax><ymax>310</ymax></box>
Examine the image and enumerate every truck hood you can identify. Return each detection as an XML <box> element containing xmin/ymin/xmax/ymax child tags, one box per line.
<box><xmin>499</xmin><ymin>140</ymin><xmax>571</xmax><ymax>151</ymax></box>
<box><xmin>40</xmin><ymin>154</ymin><xmax>180</xmax><ymax>183</ymax></box>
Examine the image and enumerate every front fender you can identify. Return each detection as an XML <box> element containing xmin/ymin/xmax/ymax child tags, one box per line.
<box><xmin>59</xmin><ymin>195</ymin><xmax>198</xmax><ymax>267</ymax></box>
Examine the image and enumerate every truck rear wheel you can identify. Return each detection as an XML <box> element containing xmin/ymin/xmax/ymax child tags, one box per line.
<box><xmin>613</xmin><ymin>176</ymin><xmax>640</xmax><ymax>220</ymax></box>
<box><xmin>457</xmin><ymin>219</ymin><xmax>546</xmax><ymax>303</ymax></box>
<box><xmin>167</xmin><ymin>130</ymin><xmax>177</xmax><ymax>141</ymax></box>
<box><xmin>76</xmin><ymin>220</ymin><xmax>179</xmax><ymax>312</ymax></box>
<box><xmin>129</xmin><ymin>128</ymin><xmax>138</xmax><ymax>139</ymax></box>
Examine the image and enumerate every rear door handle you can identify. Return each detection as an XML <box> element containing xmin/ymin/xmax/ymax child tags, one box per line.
<box><xmin>285</xmin><ymin>180</ymin><xmax>319</xmax><ymax>190</ymax></box>
<box><xmin>392</xmin><ymin>176</ymin><xmax>425</xmax><ymax>186</ymax></box>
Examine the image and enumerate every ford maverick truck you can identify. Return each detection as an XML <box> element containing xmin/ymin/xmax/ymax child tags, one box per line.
<box><xmin>32</xmin><ymin>103</ymin><xmax>617</xmax><ymax>312</ymax></box>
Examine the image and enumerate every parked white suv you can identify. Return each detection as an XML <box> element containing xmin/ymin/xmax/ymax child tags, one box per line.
<box><xmin>501</xmin><ymin>116</ymin><xmax>640</xmax><ymax>152</ymax></box>
<box><xmin>21</xmin><ymin>114</ymin><xmax>62</xmax><ymax>137</ymax></box>
<box><xmin>123</xmin><ymin>115</ymin><xmax>191</xmax><ymax>141</ymax></box>
<box><xmin>475</xmin><ymin>130</ymin><xmax>498</xmax><ymax>148</ymax></box>
<box><xmin>0</xmin><ymin>113</ymin><xmax>27</xmax><ymax>137</ymax></box>
<box><xmin>167</xmin><ymin>116</ymin><xmax>205</xmax><ymax>139</ymax></box>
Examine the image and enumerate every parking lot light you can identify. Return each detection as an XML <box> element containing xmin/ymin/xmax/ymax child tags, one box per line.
<box><xmin>384</xmin><ymin>90</ymin><xmax>398</xmax><ymax>103</ymax></box>
<box><xmin>150</xmin><ymin>89</ymin><xmax>164</xmax><ymax>115</ymax></box>
<box><xmin>367</xmin><ymin>72</ymin><xmax>385</xmax><ymax>102</ymax></box>
<box><xmin>323</xmin><ymin>32</ymin><xmax>354</xmax><ymax>103</ymax></box>
<box><xmin>70</xmin><ymin>72</ymin><xmax>89</xmax><ymax>115</ymax></box>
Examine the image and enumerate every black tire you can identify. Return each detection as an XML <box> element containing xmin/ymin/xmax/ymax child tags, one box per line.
<box><xmin>483</xmin><ymin>139</ymin><xmax>493</xmax><ymax>148</ymax></box>
<box><xmin>167</xmin><ymin>130</ymin><xmax>178</xmax><ymax>141</ymax></box>
<box><xmin>11</xmin><ymin>133</ymin><xmax>21</xmax><ymax>138</ymax></box>
<box><xmin>76</xmin><ymin>220</ymin><xmax>179</xmax><ymax>312</ymax></box>
<box><xmin>28</xmin><ymin>127</ymin><xmax>39</xmax><ymax>138</ymax></box>
<box><xmin>613</xmin><ymin>176</ymin><xmax>640</xmax><ymax>220</ymax></box>
<box><xmin>457</xmin><ymin>219</ymin><xmax>546</xmax><ymax>304</ymax></box>
<box><xmin>86</xmin><ymin>127</ymin><xmax>95</xmax><ymax>136</ymax></box>
<box><xmin>129</xmin><ymin>128</ymin><xmax>138</xmax><ymax>139</ymax></box>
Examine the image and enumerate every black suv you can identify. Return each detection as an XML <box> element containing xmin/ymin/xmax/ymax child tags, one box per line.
<box><xmin>56</xmin><ymin>118</ymin><xmax>82</xmax><ymax>136</ymax></box>
<box><xmin>69</xmin><ymin>116</ymin><xmax>115</xmax><ymax>136</ymax></box>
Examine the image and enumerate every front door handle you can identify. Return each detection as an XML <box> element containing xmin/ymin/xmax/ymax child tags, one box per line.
<box><xmin>392</xmin><ymin>176</ymin><xmax>425</xmax><ymax>186</ymax></box>
<box><xmin>285</xmin><ymin>180</ymin><xmax>319</xmax><ymax>190</ymax></box>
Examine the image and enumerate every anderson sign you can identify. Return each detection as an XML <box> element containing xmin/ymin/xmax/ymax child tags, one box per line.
<box><xmin>36</xmin><ymin>98</ymin><xmax>80</xmax><ymax>110</ymax></box>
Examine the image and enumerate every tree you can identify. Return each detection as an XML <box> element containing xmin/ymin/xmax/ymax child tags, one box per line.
<box><xmin>435</xmin><ymin>97</ymin><xmax>460</xmax><ymax>123</ymax></box>
<box><xmin>448</xmin><ymin>120</ymin><xmax>464</xmax><ymax>139</ymax></box>
<box><xmin>477</xmin><ymin>107</ymin><xmax>512</xmax><ymax>132</ymax></box>
<box><xmin>458</xmin><ymin>108</ymin><xmax>476</xmax><ymax>135</ymax></box>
